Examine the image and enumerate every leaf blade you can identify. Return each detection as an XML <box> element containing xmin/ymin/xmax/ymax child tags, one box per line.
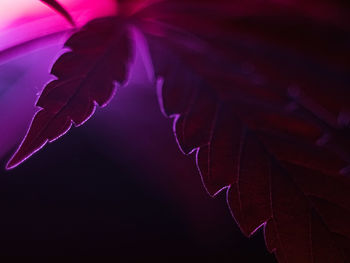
<box><xmin>6</xmin><ymin>16</ymin><xmax>133</xmax><ymax>169</ymax></box>
<box><xmin>138</xmin><ymin>1</ymin><xmax>350</xmax><ymax>262</ymax></box>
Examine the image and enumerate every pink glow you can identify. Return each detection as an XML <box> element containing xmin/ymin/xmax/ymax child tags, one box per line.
<box><xmin>0</xmin><ymin>0</ymin><xmax>116</xmax><ymax>52</ymax></box>
<box><xmin>0</xmin><ymin>0</ymin><xmax>116</xmax><ymax>30</ymax></box>
<box><xmin>0</xmin><ymin>0</ymin><xmax>117</xmax><ymax>164</ymax></box>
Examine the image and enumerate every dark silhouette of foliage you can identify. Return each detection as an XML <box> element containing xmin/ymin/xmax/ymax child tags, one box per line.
<box><xmin>5</xmin><ymin>1</ymin><xmax>350</xmax><ymax>262</ymax></box>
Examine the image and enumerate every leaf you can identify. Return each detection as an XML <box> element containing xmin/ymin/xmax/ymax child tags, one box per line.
<box><xmin>132</xmin><ymin>0</ymin><xmax>350</xmax><ymax>262</ymax></box>
<box><xmin>6</xmin><ymin>16</ymin><xmax>133</xmax><ymax>169</ymax></box>
<box><xmin>40</xmin><ymin>0</ymin><xmax>75</xmax><ymax>26</ymax></box>
<box><xmin>6</xmin><ymin>0</ymin><xmax>350</xmax><ymax>261</ymax></box>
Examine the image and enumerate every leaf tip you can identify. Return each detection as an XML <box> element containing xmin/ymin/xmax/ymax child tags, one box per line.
<box><xmin>6</xmin><ymin>119</ymin><xmax>51</xmax><ymax>170</ymax></box>
<box><xmin>6</xmin><ymin>139</ymin><xmax>48</xmax><ymax>170</ymax></box>
<box><xmin>6</xmin><ymin>154</ymin><xmax>26</xmax><ymax>170</ymax></box>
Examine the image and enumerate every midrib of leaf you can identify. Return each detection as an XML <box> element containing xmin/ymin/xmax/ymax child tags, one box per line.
<box><xmin>206</xmin><ymin>102</ymin><xmax>219</xmax><ymax>185</ymax></box>
<box><xmin>234</xmin><ymin>126</ymin><xmax>247</xmax><ymax>232</ymax></box>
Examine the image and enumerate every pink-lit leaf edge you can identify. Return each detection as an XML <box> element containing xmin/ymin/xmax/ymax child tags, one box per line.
<box><xmin>6</xmin><ymin>16</ymin><xmax>134</xmax><ymax>169</ymax></box>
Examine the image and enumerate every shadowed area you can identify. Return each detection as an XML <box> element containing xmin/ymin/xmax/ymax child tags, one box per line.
<box><xmin>0</xmin><ymin>83</ymin><xmax>276</xmax><ymax>261</ymax></box>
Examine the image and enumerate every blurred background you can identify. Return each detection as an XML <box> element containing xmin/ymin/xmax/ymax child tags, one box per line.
<box><xmin>0</xmin><ymin>1</ymin><xmax>276</xmax><ymax>261</ymax></box>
